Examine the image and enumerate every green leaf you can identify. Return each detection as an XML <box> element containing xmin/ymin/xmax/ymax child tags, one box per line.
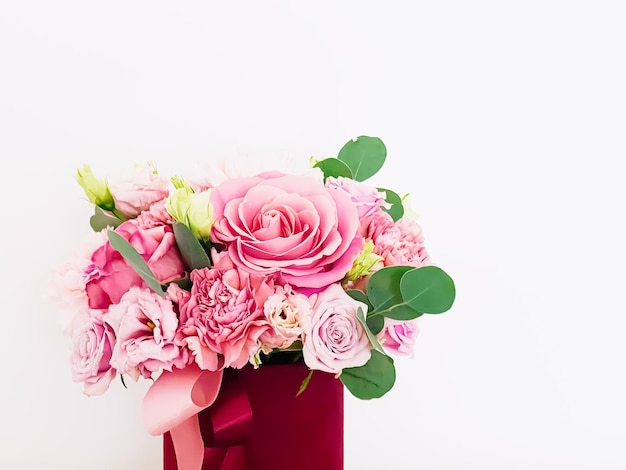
<box><xmin>367</xmin><ymin>265</ymin><xmax>413</xmax><ymax>310</ymax></box>
<box><xmin>377</xmin><ymin>187</ymin><xmax>404</xmax><ymax>222</ymax></box>
<box><xmin>400</xmin><ymin>266</ymin><xmax>456</xmax><ymax>314</ymax></box>
<box><xmin>296</xmin><ymin>369</ymin><xmax>314</xmax><ymax>397</ymax></box>
<box><xmin>337</xmin><ymin>136</ymin><xmax>387</xmax><ymax>182</ymax></box>
<box><xmin>340</xmin><ymin>350</ymin><xmax>396</xmax><ymax>400</ymax></box>
<box><xmin>172</xmin><ymin>222</ymin><xmax>212</xmax><ymax>270</ymax></box>
<box><xmin>107</xmin><ymin>230</ymin><xmax>166</xmax><ymax>297</ymax></box>
<box><xmin>90</xmin><ymin>206</ymin><xmax>123</xmax><ymax>231</ymax></box>
<box><xmin>346</xmin><ymin>289</ymin><xmax>372</xmax><ymax>309</ymax></box>
<box><xmin>356</xmin><ymin>307</ymin><xmax>385</xmax><ymax>354</ymax></box>
<box><xmin>366</xmin><ymin>315</ymin><xmax>385</xmax><ymax>335</ymax></box>
<box><xmin>313</xmin><ymin>158</ymin><xmax>353</xmax><ymax>180</ymax></box>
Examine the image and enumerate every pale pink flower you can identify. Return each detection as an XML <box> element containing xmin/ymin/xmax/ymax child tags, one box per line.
<box><xmin>302</xmin><ymin>284</ymin><xmax>372</xmax><ymax>374</ymax></box>
<box><xmin>48</xmin><ymin>230</ymin><xmax>109</xmax><ymax>336</ymax></box>
<box><xmin>83</xmin><ymin>221</ymin><xmax>186</xmax><ymax>310</ymax></box>
<box><xmin>107</xmin><ymin>287</ymin><xmax>188</xmax><ymax>381</ymax></box>
<box><xmin>70</xmin><ymin>313</ymin><xmax>117</xmax><ymax>396</ymax></box>
<box><xmin>107</xmin><ymin>162</ymin><xmax>170</xmax><ymax>218</ymax></box>
<box><xmin>176</xmin><ymin>254</ymin><xmax>271</xmax><ymax>371</ymax></box>
<box><xmin>211</xmin><ymin>172</ymin><xmax>363</xmax><ymax>289</ymax></box>
<box><xmin>367</xmin><ymin>210</ymin><xmax>431</xmax><ymax>267</ymax></box>
<box><xmin>377</xmin><ymin>318</ymin><xmax>420</xmax><ymax>357</ymax></box>
<box><xmin>259</xmin><ymin>284</ymin><xmax>312</xmax><ymax>351</ymax></box>
<box><xmin>134</xmin><ymin>200</ymin><xmax>173</xmax><ymax>229</ymax></box>
<box><xmin>325</xmin><ymin>176</ymin><xmax>388</xmax><ymax>219</ymax></box>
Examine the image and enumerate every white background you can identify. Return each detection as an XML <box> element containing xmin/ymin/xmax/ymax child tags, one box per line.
<box><xmin>1</xmin><ymin>1</ymin><xmax>625</xmax><ymax>469</ymax></box>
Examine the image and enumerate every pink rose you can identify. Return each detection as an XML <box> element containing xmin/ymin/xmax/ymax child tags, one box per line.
<box><xmin>107</xmin><ymin>162</ymin><xmax>170</xmax><ymax>218</ymax></box>
<box><xmin>325</xmin><ymin>176</ymin><xmax>387</xmax><ymax>219</ymax></box>
<box><xmin>367</xmin><ymin>210</ymin><xmax>431</xmax><ymax>267</ymax></box>
<box><xmin>259</xmin><ymin>284</ymin><xmax>312</xmax><ymax>351</ymax></box>
<box><xmin>210</xmin><ymin>172</ymin><xmax>363</xmax><ymax>289</ymax></box>
<box><xmin>83</xmin><ymin>221</ymin><xmax>186</xmax><ymax>310</ymax></box>
<box><xmin>107</xmin><ymin>287</ymin><xmax>188</xmax><ymax>380</ymax></box>
<box><xmin>377</xmin><ymin>318</ymin><xmax>419</xmax><ymax>357</ymax></box>
<box><xmin>176</xmin><ymin>254</ymin><xmax>271</xmax><ymax>371</ymax></box>
<box><xmin>302</xmin><ymin>284</ymin><xmax>372</xmax><ymax>374</ymax></box>
<box><xmin>70</xmin><ymin>313</ymin><xmax>117</xmax><ymax>396</ymax></box>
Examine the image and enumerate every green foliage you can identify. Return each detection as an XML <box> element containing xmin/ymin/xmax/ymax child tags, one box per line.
<box><xmin>313</xmin><ymin>158</ymin><xmax>353</xmax><ymax>180</ymax></box>
<box><xmin>337</xmin><ymin>136</ymin><xmax>387</xmax><ymax>182</ymax></box>
<box><xmin>377</xmin><ymin>187</ymin><xmax>404</xmax><ymax>221</ymax></box>
<box><xmin>172</xmin><ymin>222</ymin><xmax>212</xmax><ymax>270</ymax></box>
<box><xmin>340</xmin><ymin>350</ymin><xmax>396</xmax><ymax>400</ymax></box>
<box><xmin>107</xmin><ymin>230</ymin><xmax>166</xmax><ymax>297</ymax></box>
<box><xmin>90</xmin><ymin>206</ymin><xmax>123</xmax><ymax>231</ymax></box>
<box><xmin>400</xmin><ymin>266</ymin><xmax>456</xmax><ymax>314</ymax></box>
<box><xmin>356</xmin><ymin>307</ymin><xmax>385</xmax><ymax>354</ymax></box>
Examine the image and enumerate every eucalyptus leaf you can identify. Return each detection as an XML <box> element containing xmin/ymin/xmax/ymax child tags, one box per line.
<box><xmin>377</xmin><ymin>187</ymin><xmax>404</xmax><ymax>222</ymax></box>
<box><xmin>366</xmin><ymin>265</ymin><xmax>413</xmax><ymax>310</ymax></box>
<box><xmin>296</xmin><ymin>369</ymin><xmax>314</xmax><ymax>397</ymax></box>
<box><xmin>366</xmin><ymin>315</ymin><xmax>385</xmax><ymax>335</ymax></box>
<box><xmin>90</xmin><ymin>206</ymin><xmax>123</xmax><ymax>231</ymax></box>
<box><xmin>356</xmin><ymin>307</ymin><xmax>385</xmax><ymax>354</ymax></box>
<box><xmin>346</xmin><ymin>289</ymin><xmax>372</xmax><ymax>310</ymax></box>
<box><xmin>340</xmin><ymin>350</ymin><xmax>396</xmax><ymax>400</ymax></box>
<box><xmin>400</xmin><ymin>266</ymin><xmax>456</xmax><ymax>314</ymax></box>
<box><xmin>107</xmin><ymin>230</ymin><xmax>166</xmax><ymax>297</ymax></box>
<box><xmin>337</xmin><ymin>136</ymin><xmax>387</xmax><ymax>182</ymax></box>
<box><xmin>313</xmin><ymin>158</ymin><xmax>353</xmax><ymax>180</ymax></box>
<box><xmin>172</xmin><ymin>222</ymin><xmax>212</xmax><ymax>270</ymax></box>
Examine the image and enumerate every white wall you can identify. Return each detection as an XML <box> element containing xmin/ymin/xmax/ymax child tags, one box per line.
<box><xmin>1</xmin><ymin>1</ymin><xmax>625</xmax><ymax>469</ymax></box>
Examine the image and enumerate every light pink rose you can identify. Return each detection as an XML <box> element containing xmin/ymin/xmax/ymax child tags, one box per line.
<box><xmin>107</xmin><ymin>287</ymin><xmax>188</xmax><ymax>380</ymax></box>
<box><xmin>377</xmin><ymin>318</ymin><xmax>420</xmax><ymax>357</ymax></box>
<box><xmin>367</xmin><ymin>210</ymin><xmax>431</xmax><ymax>267</ymax></box>
<box><xmin>70</xmin><ymin>313</ymin><xmax>117</xmax><ymax>396</ymax></box>
<box><xmin>259</xmin><ymin>284</ymin><xmax>312</xmax><ymax>351</ymax></box>
<box><xmin>134</xmin><ymin>199</ymin><xmax>173</xmax><ymax>229</ymax></box>
<box><xmin>176</xmin><ymin>254</ymin><xmax>271</xmax><ymax>371</ymax></box>
<box><xmin>83</xmin><ymin>221</ymin><xmax>186</xmax><ymax>310</ymax></box>
<box><xmin>302</xmin><ymin>284</ymin><xmax>372</xmax><ymax>374</ymax></box>
<box><xmin>210</xmin><ymin>172</ymin><xmax>363</xmax><ymax>289</ymax></box>
<box><xmin>107</xmin><ymin>163</ymin><xmax>170</xmax><ymax>218</ymax></box>
<box><xmin>325</xmin><ymin>176</ymin><xmax>388</xmax><ymax>219</ymax></box>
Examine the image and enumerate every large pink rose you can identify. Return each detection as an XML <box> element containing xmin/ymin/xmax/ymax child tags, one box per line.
<box><xmin>70</xmin><ymin>313</ymin><xmax>116</xmax><ymax>396</ymax></box>
<box><xmin>302</xmin><ymin>284</ymin><xmax>372</xmax><ymax>374</ymax></box>
<box><xmin>83</xmin><ymin>221</ymin><xmax>186</xmax><ymax>310</ymax></box>
<box><xmin>210</xmin><ymin>172</ymin><xmax>363</xmax><ymax>289</ymax></box>
<box><xmin>176</xmin><ymin>254</ymin><xmax>272</xmax><ymax>371</ymax></box>
<box><xmin>107</xmin><ymin>286</ymin><xmax>188</xmax><ymax>380</ymax></box>
<box><xmin>366</xmin><ymin>210</ymin><xmax>431</xmax><ymax>268</ymax></box>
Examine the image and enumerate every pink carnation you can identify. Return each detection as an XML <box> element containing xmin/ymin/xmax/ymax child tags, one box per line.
<box><xmin>325</xmin><ymin>176</ymin><xmax>387</xmax><ymax>219</ymax></box>
<box><xmin>367</xmin><ymin>210</ymin><xmax>430</xmax><ymax>267</ymax></box>
<box><xmin>210</xmin><ymin>172</ymin><xmax>362</xmax><ymax>289</ymax></box>
<box><xmin>377</xmin><ymin>318</ymin><xmax>420</xmax><ymax>357</ymax></box>
<box><xmin>176</xmin><ymin>254</ymin><xmax>271</xmax><ymax>371</ymax></box>
<box><xmin>134</xmin><ymin>200</ymin><xmax>173</xmax><ymax>229</ymax></box>
<box><xmin>107</xmin><ymin>287</ymin><xmax>188</xmax><ymax>380</ymax></box>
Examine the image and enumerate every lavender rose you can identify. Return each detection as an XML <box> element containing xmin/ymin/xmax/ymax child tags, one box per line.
<box><xmin>70</xmin><ymin>313</ymin><xmax>116</xmax><ymax>396</ymax></box>
<box><xmin>302</xmin><ymin>284</ymin><xmax>372</xmax><ymax>374</ymax></box>
<box><xmin>210</xmin><ymin>172</ymin><xmax>363</xmax><ymax>289</ymax></box>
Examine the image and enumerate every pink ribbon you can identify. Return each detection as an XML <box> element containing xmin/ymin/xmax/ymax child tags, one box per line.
<box><xmin>142</xmin><ymin>364</ymin><xmax>224</xmax><ymax>470</ymax></box>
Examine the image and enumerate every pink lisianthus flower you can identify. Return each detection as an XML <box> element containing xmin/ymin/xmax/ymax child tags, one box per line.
<box><xmin>366</xmin><ymin>210</ymin><xmax>431</xmax><ymax>268</ymax></box>
<box><xmin>377</xmin><ymin>318</ymin><xmax>420</xmax><ymax>357</ymax></box>
<box><xmin>176</xmin><ymin>252</ymin><xmax>272</xmax><ymax>371</ymax></box>
<box><xmin>107</xmin><ymin>162</ymin><xmax>170</xmax><ymax>219</ymax></box>
<box><xmin>107</xmin><ymin>287</ymin><xmax>188</xmax><ymax>381</ymax></box>
<box><xmin>259</xmin><ymin>284</ymin><xmax>312</xmax><ymax>352</ymax></box>
<box><xmin>325</xmin><ymin>176</ymin><xmax>388</xmax><ymax>219</ymax></box>
<box><xmin>70</xmin><ymin>313</ymin><xmax>117</xmax><ymax>396</ymax></box>
<box><xmin>83</xmin><ymin>221</ymin><xmax>186</xmax><ymax>310</ymax></box>
<box><xmin>210</xmin><ymin>172</ymin><xmax>363</xmax><ymax>289</ymax></box>
<box><xmin>302</xmin><ymin>284</ymin><xmax>372</xmax><ymax>375</ymax></box>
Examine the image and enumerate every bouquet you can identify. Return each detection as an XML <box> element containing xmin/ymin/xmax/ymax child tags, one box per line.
<box><xmin>50</xmin><ymin>135</ymin><xmax>455</xmax><ymax>468</ymax></box>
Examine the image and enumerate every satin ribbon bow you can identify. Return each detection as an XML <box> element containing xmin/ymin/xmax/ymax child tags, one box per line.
<box><xmin>142</xmin><ymin>364</ymin><xmax>253</xmax><ymax>470</ymax></box>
